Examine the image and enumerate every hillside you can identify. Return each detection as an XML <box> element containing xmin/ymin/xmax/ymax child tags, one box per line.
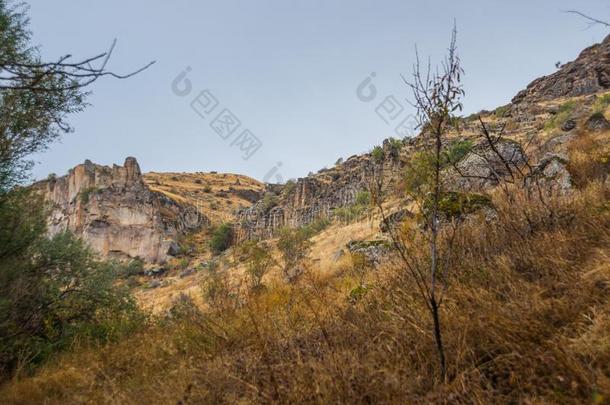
<box><xmin>3</xmin><ymin>34</ymin><xmax>610</xmax><ymax>405</ymax></box>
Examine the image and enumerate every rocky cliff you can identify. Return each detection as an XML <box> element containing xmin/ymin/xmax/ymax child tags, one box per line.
<box><xmin>39</xmin><ymin>157</ymin><xmax>184</xmax><ymax>263</ymax></box>
<box><xmin>237</xmin><ymin>35</ymin><xmax>610</xmax><ymax>240</ymax></box>
<box><xmin>512</xmin><ymin>34</ymin><xmax>610</xmax><ymax>105</ymax></box>
<box><xmin>236</xmin><ymin>138</ymin><xmax>413</xmax><ymax>240</ymax></box>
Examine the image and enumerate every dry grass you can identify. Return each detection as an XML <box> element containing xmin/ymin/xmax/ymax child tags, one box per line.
<box><xmin>2</xmin><ymin>175</ymin><xmax>609</xmax><ymax>403</ymax></box>
<box><xmin>143</xmin><ymin>172</ymin><xmax>264</xmax><ymax>224</ymax></box>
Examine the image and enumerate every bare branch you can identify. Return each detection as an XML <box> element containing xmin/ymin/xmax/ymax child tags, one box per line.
<box><xmin>564</xmin><ymin>10</ymin><xmax>610</xmax><ymax>28</ymax></box>
<box><xmin>0</xmin><ymin>39</ymin><xmax>156</xmax><ymax>92</ymax></box>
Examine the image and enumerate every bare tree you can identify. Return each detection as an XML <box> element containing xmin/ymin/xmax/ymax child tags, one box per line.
<box><xmin>369</xmin><ymin>25</ymin><xmax>464</xmax><ymax>380</ymax></box>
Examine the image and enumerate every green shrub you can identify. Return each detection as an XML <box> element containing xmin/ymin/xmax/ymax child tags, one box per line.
<box><xmin>424</xmin><ymin>191</ymin><xmax>492</xmax><ymax>219</ymax></box>
<box><xmin>387</xmin><ymin>137</ymin><xmax>403</xmax><ymax>156</ymax></box>
<box><xmin>494</xmin><ymin>104</ymin><xmax>510</xmax><ymax>118</ymax></box>
<box><xmin>371</xmin><ymin>146</ymin><xmax>384</xmax><ymax>163</ymax></box>
<box><xmin>544</xmin><ymin>100</ymin><xmax>576</xmax><ymax>131</ymax></box>
<box><xmin>282</xmin><ymin>180</ymin><xmax>297</xmax><ymax>197</ymax></box>
<box><xmin>333</xmin><ymin>204</ymin><xmax>366</xmax><ymax>223</ymax></box>
<box><xmin>209</xmin><ymin>223</ymin><xmax>234</xmax><ymax>254</ymax></box>
<box><xmin>593</xmin><ymin>93</ymin><xmax>610</xmax><ymax>113</ymax></box>
<box><xmin>240</xmin><ymin>241</ymin><xmax>275</xmax><ymax>289</ymax></box>
<box><xmin>277</xmin><ymin>227</ymin><xmax>313</xmax><ymax>278</ymax></box>
<box><xmin>0</xmin><ymin>228</ymin><xmax>141</xmax><ymax>379</ymax></box>
<box><xmin>179</xmin><ymin>257</ymin><xmax>190</xmax><ymax>270</ymax></box>
<box><xmin>300</xmin><ymin>218</ymin><xmax>331</xmax><ymax>238</ymax></box>
<box><xmin>261</xmin><ymin>192</ymin><xmax>279</xmax><ymax>212</ymax></box>
<box><xmin>444</xmin><ymin>139</ymin><xmax>473</xmax><ymax>164</ymax></box>
<box><xmin>122</xmin><ymin>257</ymin><xmax>144</xmax><ymax>278</ymax></box>
<box><xmin>79</xmin><ymin>186</ymin><xmax>99</xmax><ymax>204</ymax></box>
<box><xmin>355</xmin><ymin>190</ymin><xmax>371</xmax><ymax>206</ymax></box>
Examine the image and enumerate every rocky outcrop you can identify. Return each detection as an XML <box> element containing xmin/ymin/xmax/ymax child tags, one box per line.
<box><xmin>236</xmin><ymin>139</ymin><xmax>409</xmax><ymax>240</ymax></box>
<box><xmin>448</xmin><ymin>140</ymin><xmax>528</xmax><ymax>191</ymax></box>
<box><xmin>39</xmin><ymin>157</ymin><xmax>184</xmax><ymax>263</ymax></box>
<box><xmin>512</xmin><ymin>34</ymin><xmax>610</xmax><ymax>105</ymax></box>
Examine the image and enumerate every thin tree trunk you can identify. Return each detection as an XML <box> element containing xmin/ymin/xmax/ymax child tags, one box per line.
<box><xmin>430</xmin><ymin>297</ymin><xmax>446</xmax><ymax>380</ymax></box>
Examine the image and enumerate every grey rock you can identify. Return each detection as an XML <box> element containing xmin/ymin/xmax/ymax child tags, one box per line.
<box><xmin>586</xmin><ymin>113</ymin><xmax>610</xmax><ymax>131</ymax></box>
<box><xmin>450</xmin><ymin>140</ymin><xmax>527</xmax><ymax>191</ymax></box>
<box><xmin>167</xmin><ymin>241</ymin><xmax>181</xmax><ymax>257</ymax></box>
<box><xmin>561</xmin><ymin>119</ymin><xmax>577</xmax><ymax>131</ymax></box>
<box><xmin>144</xmin><ymin>267</ymin><xmax>167</xmax><ymax>277</ymax></box>
<box><xmin>179</xmin><ymin>268</ymin><xmax>196</xmax><ymax>278</ymax></box>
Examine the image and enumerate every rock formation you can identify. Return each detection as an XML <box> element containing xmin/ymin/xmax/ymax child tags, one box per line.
<box><xmin>39</xmin><ymin>157</ymin><xmax>184</xmax><ymax>263</ymax></box>
<box><xmin>236</xmin><ymin>138</ymin><xmax>408</xmax><ymax>240</ymax></box>
<box><xmin>512</xmin><ymin>34</ymin><xmax>610</xmax><ymax>105</ymax></box>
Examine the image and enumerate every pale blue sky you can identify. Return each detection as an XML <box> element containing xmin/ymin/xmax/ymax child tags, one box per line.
<box><xmin>27</xmin><ymin>0</ymin><xmax>609</xmax><ymax>183</ymax></box>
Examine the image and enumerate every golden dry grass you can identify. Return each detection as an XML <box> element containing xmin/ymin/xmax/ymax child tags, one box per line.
<box><xmin>143</xmin><ymin>171</ymin><xmax>264</xmax><ymax>224</ymax></box>
<box><xmin>2</xmin><ymin>175</ymin><xmax>609</xmax><ymax>404</ymax></box>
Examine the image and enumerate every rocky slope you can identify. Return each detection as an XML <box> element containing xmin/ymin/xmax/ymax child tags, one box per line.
<box><xmin>512</xmin><ymin>34</ymin><xmax>610</xmax><ymax>105</ymax></box>
<box><xmin>35</xmin><ymin>35</ymin><xmax>610</xmax><ymax>266</ymax></box>
<box><xmin>38</xmin><ymin>157</ymin><xmax>185</xmax><ymax>264</ymax></box>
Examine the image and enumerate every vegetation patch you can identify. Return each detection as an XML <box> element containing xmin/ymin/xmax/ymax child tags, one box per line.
<box><xmin>79</xmin><ymin>186</ymin><xmax>99</xmax><ymax>204</ymax></box>
<box><xmin>424</xmin><ymin>191</ymin><xmax>493</xmax><ymax>219</ymax></box>
<box><xmin>371</xmin><ymin>145</ymin><xmax>384</xmax><ymax>163</ymax></box>
<box><xmin>544</xmin><ymin>100</ymin><xmax>576</xmax><ymax>131</ymax></box>
<box><xmin>209</xmin><ymin>223</ymin><xmax>234</xmax><ymax>254</ymax></box>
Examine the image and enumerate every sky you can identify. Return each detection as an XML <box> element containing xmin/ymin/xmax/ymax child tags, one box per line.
<box><xmin>26</xmin><ymin>0</ymin><xmax>609</xmax><ymax>183</ymax></box>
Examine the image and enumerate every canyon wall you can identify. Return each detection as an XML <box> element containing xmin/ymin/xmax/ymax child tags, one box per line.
<box><xmin>40</xmin><ymin>157</ymin><xmax>183</xmax><ymax>263</ymax></box>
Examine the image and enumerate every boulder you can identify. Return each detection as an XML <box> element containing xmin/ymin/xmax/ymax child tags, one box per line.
<box><xmin>586</xmin><ymin>113</ymin><xmax>610</xmax><ymax>131</ymax></box>
<box><xmin>561</xmin><ymin>119</ymin><xmax>577</xmax><ymax>132</ymax></box>
<box><xmin>347</xmin><ymin>239</ymin><xmax>391</xmax><ymax>267</ymax></box>
<box><xmin>167</xmin><ymin>241</ymin><xmax>181</xmax><ymax>257</ymax></box>
<box><xmin>179</xmin><ymin>268</ymin><xmax>196</xmax><ymax>278</ymax></box>
<box><xmin>450</xmin><ymin>140</ymin><xmax>527</xmax><ymax>191</ymax></box>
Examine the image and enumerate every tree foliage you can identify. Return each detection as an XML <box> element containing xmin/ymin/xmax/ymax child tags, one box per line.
<box><xmin>0</xmin><ymin>192</ymin><xmax>140</xmax><ymax>379</ymax></box>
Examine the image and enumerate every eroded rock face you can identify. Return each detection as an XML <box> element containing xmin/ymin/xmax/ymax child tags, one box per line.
<box><xmin>512</xmin><ymin>34</ymin><xmax>610</xmax><ymax>105</ymax></box>
<box><xmin>236</xmin><ymin>141</ymin><xmax>406</xmax><ymax>240</ymax></box>
<box><xmin>39</xmin><ymin>157</ymin><xmax>183</xmax><ymax>263</ymax></box>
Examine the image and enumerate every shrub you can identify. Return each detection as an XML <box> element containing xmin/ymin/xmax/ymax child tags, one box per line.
<box><xmin>387</xmin><ymin>137</ymin><xmax>403</xmax><ymax>157</ymax></box>
<box><xmin>0</xmin><ymin>229</ymin><xmax>141</xmax><ymax>379</ymax></box>
<box><xmin>593</xmin><ymin>92</ymin><xmax>610</xmax><ymax>113</ymax></box>
<box><xmin>355</xmin><ymin>190</ymin><xmax>371</xmax><ymax>206</ymax></box>
<box><xmin>282</xmin><ymin>180</ymin><xmax>297</xmax><ymax>197</ymax></box>
<box><xmin>494</xmin><ymin>104</ymin><xmax>510</xmax><ymax>118</ymax></box>
<box><xmin>209</xmin><ymin>223</ymin><xmax>234</xmax><ymax>254</ymax></box>
<box><xmin>545</xmin><ymin>100</ymin><xmax>576</xmax><ymax>131</ymax></box>
<box><xmin>424</xmin><ymin>191</ymin><xmax>492</xmax><ymax>219</ymax></box>
<box><xmin>203</xmin><ymin>185</ymin><xmax>212</xmax><ymax>193</ymax></box>
<box><xmin>122</xmin><ymin>257</ymin><xmax>144</xmax><ymax>278</ymax></box>
<box><xmin>444</xmin><ymin>139</ymin><xmax>473</xmax><ymax>164</ymax></box>
<box><xmin>240</xmin><ymin>241</ymin><xmax>275</xmax><ymax>289</ymax></box>
<box><xmin>371</xmin><ymin>146</ymin><xmax>384</xmax><ymax>163</ymax></box>
<box><xmin>333</xmin><ymin>204</ymin><xmax>366</xmax><ymax>223</ymax></box>
<box><xmin>201</xmin><ymin>267</ymin><xmax>234</xmax><ymax>309</ymax></box>
<box><xmin>179</xmin><ymin>257</ymin><xmax>190</xmax><ymax>270</ymax></box>
<box><xmin>300</xmin><ymin>218</ymin><xmax>331</xmax><ymax>239</ymax></box>
<box><xmin>261</xmin><ymin>192</ymin><xmax>279</xmax><ymax>212</ymax></box>
<box><xmin>79</xmin><ymin>186</ymin><xmax>99</xmax><ymax>204</ymax></box>
<box><xmin>277</xmin><ymin>227</ymin><xmax>313</xmax><ymax>279</ymax></box>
